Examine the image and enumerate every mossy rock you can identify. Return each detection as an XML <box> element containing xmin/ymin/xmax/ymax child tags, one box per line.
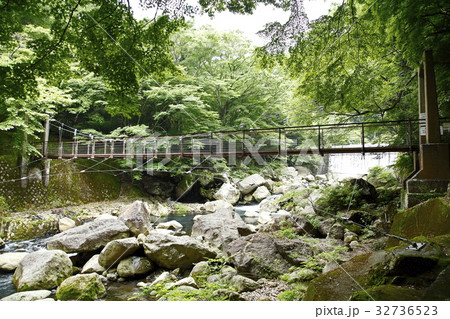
<box><xmin>56</xmin><ymin>273</ymin><xmax>106</xmax><ymax>301</ymax></box>
<box><xmin>303</xmin><ymin>252</ymin><xmax>388</xmax><ymax>301</ymax></box>
<box><xmin>386</xmin><ymin>198</ymin><xmax>450</xmax><ymax>248</ymax></box>
<box><xmin>349</xmin><ymin>285</ymin><xmax>423</xmax><ymax>301</ymax></box>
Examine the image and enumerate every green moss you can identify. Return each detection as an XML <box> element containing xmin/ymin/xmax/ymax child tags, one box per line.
<box><xmin>386</xmin><ymin>198</ymin><xmax>450</xmax><ymax>248</ymax></box>
<box><xmin>0</xmin><ymin>158</ymin><xmax>121</xmax><ymax>212</ymax></box>
<box><xmin>350</xmin><ymin>285</ymin><xmax>423</xmax><ymax>301</ymax></box>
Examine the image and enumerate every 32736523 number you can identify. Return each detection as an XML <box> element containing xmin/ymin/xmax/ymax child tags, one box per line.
<box><xmin>375</xmin><ymin>306</ymin><xmax>438</xmax><ymax>316</ymax></box>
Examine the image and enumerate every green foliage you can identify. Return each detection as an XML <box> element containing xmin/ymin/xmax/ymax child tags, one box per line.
<box><xmin>367</xmin><ymin>166</ymin><xmax>398</xmax><ymax>188</ymax></box>
<box><xmin>316</xmin><ymin>179</ymin><xmax>379</xmax><ymax>214</ymax></box>
<box><xmin>0</xmin><ymin>196</ymin><xmax>10</xmax><ymax>217</ymax></box>
<box><xmin>392</xmin><ymin>153</ymin><xmax>414</xmax><ymax>181</ymax></box>
<box><xmin>172</xmin><ymin>203</ymin><xmax>191</xmax><ymax>216</ymax></box>
<box><xmin>278</xmin><ymin>282</ymin><xmax>308</xmax><ymax>301</ymax></box>
<box><xmin>137</xmin><ymin>256</ymin><xmax>236</xmax><ymax>301</ymax></box>
<box><xmin>304</xmin><ymin>246</ymin><xmax>349</xmax><ymax>272</ymax></box>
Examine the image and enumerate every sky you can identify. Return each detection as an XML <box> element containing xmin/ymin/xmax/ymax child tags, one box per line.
<box><xmin>130</xmin><ymin>0</ymin><xmax>336</xmax><ymax>46</ymax></box>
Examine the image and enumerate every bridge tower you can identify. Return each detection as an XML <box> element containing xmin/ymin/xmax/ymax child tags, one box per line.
<box><xmin>404</xmin><ymin>50</ymin><xmax>450</xmax><ymax>208</ymax></box>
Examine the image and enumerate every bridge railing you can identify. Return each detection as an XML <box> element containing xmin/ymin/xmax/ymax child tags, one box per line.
<box><xmin>43</xmin><ymin>118</ymin><xmax>450</xmax><ymax>159</ymax></box>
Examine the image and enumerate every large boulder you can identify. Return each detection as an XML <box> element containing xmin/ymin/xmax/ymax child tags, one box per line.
<box><xmin>13</xmin><ymin>250</ymin><xmax>72</xmax><ymax>292</ymax></box>
<box><xmin>191</xmin><ymin>208</ymin><xmax>253</xmax><ymax>251</ymax></box>
<box><xmin>118</xmin><ymin>200</ymin><xmax>154</xmax><ymax>236</ymax></box>
<box><xmin>0</xmin><ymin>252</ymin><xmax>28</xmax><ymax>271</ymax></box>
<box><xmin>117</xmin><ymin>256</ymin><xmax>154</xmax><ymax>278</ymax></box>
<box><xmin>237</xmin><ymin>174</ymin><xmax>266</xmax><ymax>195</ymax></box>
<box><xmin>1</xmin><ymin>290</ymin><xmax>52</xmax><ymax>301</ymax></box>
<box><xmin>387</xmin><ymin>198</ymin><xmax>450</xmax><ymax>248</ymax></box>
<box><xmin>143</xmin><ymin>232</ymin><xmax>217</xmax><ymax>269</ymax></box>
<box><xmin>213</xmin><ymin>183</ymin><xmax>240</xmax><ymax>205</ymax></box>
<box><xmin>280</xmin><ymin>167</ymin><xmax>298</xmax><ymax>179</ymax></box>
<box><xmin>98</xmin><ymin>237</ymin><xmax>139</xmax><ymax>268</ymax></box>
<box><xmin>0</xmin><ymin>238</ymin><xmax>5</xmax><ymax>249</ymax></box>
<box><xmin>226</xmin><ymin>233</ymin><xmax>313</xmax><ymax>280</ymax></box>
<box><xmin>252</xmin><ymin>186</ymin><xmax>271</xmax><ymax>202</ymax></box>
<box><xmin>56</xmin><ymin>273</ymin><xmax>106</xmax><ymax>301</ymax></box>
<box><xmin>46</xmin><ymin>218</ymin><xmax>130</xmax><ymax>253</ymax></box>
<box><xmin>204</xmin><ymin>200</ymin><xmax>233</xmax><ymax>212</ymax></box>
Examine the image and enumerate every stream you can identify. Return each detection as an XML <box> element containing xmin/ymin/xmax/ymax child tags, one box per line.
<box><xmin>0</xmin><ymin>205</ymin><xmax>261</xmax><ymax>300</ymax></box>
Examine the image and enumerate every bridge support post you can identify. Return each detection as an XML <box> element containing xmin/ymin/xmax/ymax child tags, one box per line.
<box><xmin>42</xmin><ymin>118</ymin><xmax>50</xmax><ymax>187</ymax></box>
<box><xmin>404</xmin><ymin>50</ymin><xmax>450</xmax><ymax>208</ymax></box>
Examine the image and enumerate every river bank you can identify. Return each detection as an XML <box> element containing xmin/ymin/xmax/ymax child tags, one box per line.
<box><xmin>1</xmin><ymin>166</ymin><xmax>449</xmax><ymax>301</ymax></box>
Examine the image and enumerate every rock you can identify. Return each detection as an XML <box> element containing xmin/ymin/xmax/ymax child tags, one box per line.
<box><xmin>387</xmin><ymin>198</ymin><xmax>450</xmax><ymax>248</ymax></box>
<box><xmin>230</xmin><ymin>275</ymin><xmax>260</xmax><ymax>292</ymax></box>
<box><xmin>190</xmin><ymin>261</ymin><xmax>210</xmax><ymax>285</ymax></box>
<box><xmin>303</xmin><ymin>251</ymin><xmax>389</xmax><ymax>301</ymax></box>
<box><xmin>0</xmin><ymin>238</ymin><xmax>4</xmax><ymax>248</ymax></box>
<box><xmin>350</xmin><ymin>178</ymin><xmax>378</xmax><ymax>202</ymax></box>
<box><xmin>280</xmin><ymin>167</ymin><xmax>298</xmax><ymax>178</ymax></box>
<box><xmin>167</xmin><ymin>277</ymin><xmax>198</xmax><ymax>289</ymax></box>
<box><xmin>285</xmin><ymin>268</ymin><xmax>317</xmax><ymax>283</ymax></box>
<box><xmin>13</xmin><ymin>250</ymin><xmax>72</xmax><ymax>292</ymax></box>
<box><xmin>191</xmin><ymin>208</ymin><xmax>253</xmax><ymax>251</ymax></box>
<box><xmin>150</xmin><ymin>271</ymin><xmax>176</xmax><ymax>286</ymax></box>
<box><xmin>296</xmin><ymin>166</ymin><xmax>311</xmax><ymax>177</ymax></box>
<box><xmin>257</xmin><ymin>211</ymin><xmax>273</xmax><ymax>224</ymax></box>
<box><xmin>118</xmin><ymin>200</ymin><xmax>154</xmax><ymax>236</ymax></box>
<box><xmin>237</xmin><ymin>174</ymin><xmax>266</xmax><ymax>195</ymax></box>
<box><xmin>213</xmin><ymin>289</ymin><xmax>245</xmax><ymax>301</ymax></box>
<box><xmin>316</xmin><ymin>174</ymin><xmax>327</xmax><ymax>181</ymax></box>
<box><xmin>305</xmin><ymin>174</ymin><xmax>315</xmax><ymax>182</ymax></box>
<box><xmin>56</xmin><ymin>273</ymin><xmax>106</xmax><ymax>301</ymax></box>
<box><xmin>204</xmin><ymin>200</ymin><xmax>233</xmax><ymax>212</ymax></box>
<box><xmin>98</xmin><ymin>237</ymin><xmax>140</xmax><ymax>268</ymax></box>
<box><xmin>259</xmin><ymin>195</ymin><xmax>281</xmax><ymax>213</ymax></box>
<box><xmin>142</xmin><ymin>175</ymin><xmax>175</xmax><ymax>197</ymax></box>
<box><xmin>269</xmin><ymin>215</ymin><xmax>319</xmax><ymax>237</ymax></box>
<box><xmin>213</xmin><ymin>183</ymin><xmax>240</xmax><ymax>205</ymax></box>
<box><xmin>243</xmin><ymin>211</ymin><xmax>259</xmax><ymax>218</ymax></box>
<box><xmin>1</xmin><ymin>290</ymin><xmax>52</xmax><ymax>301</ymax></box>
<box><xmin>327</xmin><ymin>223</ymin><xmax>344</xmax><ymax>240</ymax></box>
<box><xmin>117</xmin><ymin>256</ymin><xmax>154</xmax><ymax>278</ymax></box>
<box><xmin>227</xmin><ymin>233</ymin><xmax>313</xmax><ymax>280</ymax></box>
<box><xmin>344</xmin><ymin>231</ymin><xmax>358</xmax><ymax>243</ymax></box>
<box><xmin>143</xmin><ymin>232</ymin><xmax>217</xmax><ymax>269</ymax></box>
<box><xmin>350</xmin><ymin>285</ymin><xmax>423</xmax><ymax>301</ymax></box>
<box><xmin>58</xmin><ymin>217</ymin><xmax>76</xmax><ymax>232</ymax></box>
<box><xmin>252</xmin><ymin>186</ymin><xmax>271</xmax><ymax>202</ymax></box>
<box><xmin>46</xmin><ymin>218</ymin><xmax>130</xmax><ymax>253</ymax></box>
<box><xmin>322</xmin><ymin>261</ymin><xmax>340</xmax><ymax>274</ymax></box>
<box><xmin>265</xmin><ymin>179</ymin><xmax>274</xmax><ymax>191</ymax></box>
<box><xmin>95</xmin><ymin>214</ymin><xmax>117</xmax><ymax>220</ymax></box>
<box><xmin>0</xmin><ymin>252</ymin><xmax>28</xmax><ymax>271</ymax></box>
<box><xmin>176</xmin><ymin>174</ymin><xmax>198</xmax><ymax>199</ymax></box>
<box><xmin>387</xmin><ymin>245</ymin><xmax>442</xmax><ymax>277</ymax></box>
<box><xmin>156</xmin><ymin>220</ymin><xmax>183</xmax><ymax>232</ymax></box>
<box><xmin>318</xmin><ymin>218</ymin><xmax>335</xmax><ymax>237</ymax></box>
<box><xmin>81</xmin><ymin>255</ymin><xmax>105</xmax><ymax>274</ymax></box>
<box><xmin>423</xmin><ymin>265</ymin><xmax>450</xmax><ymax>300</ymax></box>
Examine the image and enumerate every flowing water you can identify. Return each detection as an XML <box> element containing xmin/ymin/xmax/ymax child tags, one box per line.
<box><xmin>0</xmin><ymin>207</ymin><xmax>258</xmax><ymax>300</ymax></box>
<box><xmin>0</xmin><ymin>236</ymin><xmax>51</xmax><ymax>299</ymax></box>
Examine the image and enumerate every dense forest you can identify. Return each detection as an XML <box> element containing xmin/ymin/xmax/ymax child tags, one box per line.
<box><xmin>1</xmin><ymin>0</ymin><xmax>449</xmax><ymax>158</ymax></box>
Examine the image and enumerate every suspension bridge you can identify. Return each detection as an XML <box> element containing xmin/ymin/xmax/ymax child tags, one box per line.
<box><xmin>44</xmin><ymin>118</ymin><xmax>449</xmax><ymax>160</ymax></box>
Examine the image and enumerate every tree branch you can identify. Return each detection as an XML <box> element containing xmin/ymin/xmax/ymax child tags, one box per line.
<box><xmin>30</xmin><ymin>0</ymin><xmax>83</xmax><ymax>69</ymax></box>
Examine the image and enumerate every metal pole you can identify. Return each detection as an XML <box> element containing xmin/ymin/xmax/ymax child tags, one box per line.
<box><xmin>361</xmin><ymin>123</ymin><xmax>365</xmax><ymax>155</ymax></box>
<box><xmin>423</xmin><ymin>50</ymin><xmax>441</xmax><ymax>143</ymax></box>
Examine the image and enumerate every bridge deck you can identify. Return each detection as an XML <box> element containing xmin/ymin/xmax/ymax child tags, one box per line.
<box><xmin>43</xmin><ymin>118</ymin><xmax>450</xmax><ymax>159</ymax></box>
